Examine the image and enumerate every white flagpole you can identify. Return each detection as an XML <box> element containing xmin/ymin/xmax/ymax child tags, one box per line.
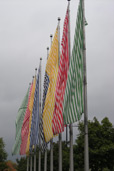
<box><xmin>33</xmin><ymin>68</ymin><xmax>37</xmax><ymax>171</ymax></box>
<box><xmin>27</xmin><ymin>156</ymin><xmax>29</xmax><ymax>171</ymax></box>
<box><xmin>66</xmin><ymin>125</ymin><xmax>68</xmax><ymax>144</ymax></box>
<box><xmin>30</xmin><ymin>155</ymin><xmax>32</xmax><ymax>171</ymax></box>
<box><xmin>34</xmin><ymin>152</ymin><xmax>36</xmax><ymax>171</ymax></box>
<box><xmin>30</xmin><ymin>77</ymin><xmax>35</xmax><ymax>171</ymax></box>
<box><xmin>50</xmin><ymin>34</ymin><xmax>53</xmax><ymax>47</ymax></box>
<box><xmin>82</xmin><ymin>0</ymin><xmax>89</xmax><ymax>170</ymax></box>
<box><xmin>44</xmin><ymin>150</ymin><xmax>47</xmax><ymax>171</ymax></box>
<box><xmin>69</xmin><ymin>124</ymin><xmax>73</xmax><ymax>171</ymax></box>
<box><xmin>38</xmin><ymin>58</ymin><xmax>42</xmax><ymax>171</ymax></box>
<box><xmin>44</xmin><ymin>47</ymin><xmax>49</xmax><ymax>171</ymax></box>
<box><xmin>30</xmin><ymin>76</ymin><xmax>35</xmax><ymax>171</ymax></box>
<box><xmin>50</xmin><ymin>140</ymin><xmax>53</xmax><ymax>171</ymax></box>
<box><xmin>50</xmin><ymin>34</ymin><xmax>53</xmax><ymax>171</ymax></box>
<box><xmin>59</xmin><ymin>134</ymin><xmax>62</xmax><ymax>171</ymax></box>
<box><xmin>67</xmin><ymin>0</ymin><xmax>74</xmax><ymax>171</ymax></box>
<box><xmin>46</xmin><ymin>47</ymin><xmax>49</xmax><ymax>60</ymax></box>
<box><xmin>57</xmin><ymin>17</ymin><xmax>62</xmax><ymax>171</ymax></box>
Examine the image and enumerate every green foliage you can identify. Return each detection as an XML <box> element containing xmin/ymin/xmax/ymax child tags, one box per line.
<box><xmin>0</xmin><ymin>138</ymin><xmax>8</xmax><ymax>171</ymax></box>
<box><xmin>74</xmin><ymin>117</ymin><xmax>114</xmax><ymax>170</ymax></box>
<box><xmin>0</xmin><ymin>138</ymin><xmax>17</xmax><ymax>171</ymax></box>
<box><xmin>0</xmin><ymin>162</ymin><xmax>8</xmax><ymax>171</ymax></box>
<box><xmin>16</xmin><ymin>157</ymin><xmax>27</xmax><ymax>171</ymax></box>
<box><xmin>0</xmin><ymin>138</ymin><xmax>7</xmax><ymax>162</ymax></box>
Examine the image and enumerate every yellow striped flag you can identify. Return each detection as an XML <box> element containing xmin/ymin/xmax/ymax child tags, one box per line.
<box><xmin>43</xmin><ymin>27</ymin><xmax>59</xmax><ymax>142</ymax></box>
<box><xmin>26</xmin><ymin>77</ymin><xmax>36</xmax><ymax>155</ymax></box>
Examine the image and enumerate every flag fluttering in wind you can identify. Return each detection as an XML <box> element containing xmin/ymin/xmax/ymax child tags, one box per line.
<box><xmin>40</xmin><ymin>72</ymin><xmax>49</xmax><ymax>152</ymax></box>
<box><xmin>42</xmin><ymin>27</ymin><xmax>59</xmax><ymax>142</ymax></box>
<box><xmin>12</xmin><ymin>86</ymin><xmax>30</xmax><ymax>155</ymax></box>
<box><xmin>26</xmin><ymin>77</ymin><xmax>36</xmax><ymax>155</ymax></box>
<box><xmin>20</xmin><ymin>83</ymin><xmax>33</xmax><ymax>155</ymax></box>
<box><xmin>63</xmin><ymin>0</ymin><xmax>84</xmax><ymax>124</ymax></box>
<box><xmin>29</xmin><ymin>67</ymin><xmax>40</xmax><ymax>153</ymax></box>
<box><xmin>52</xmin><ymin>6</ymin><xmax>69</xmax><ymax>135</ymax></box>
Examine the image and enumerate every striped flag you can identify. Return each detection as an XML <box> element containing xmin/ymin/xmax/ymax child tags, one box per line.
<box><xmin>26</xmin><ymin>77</ymin><xmax>36</xmax><ymax>155</ymax></box>
<box><xmin>29</xmin><ymin>67</ymin><xmax>40</xmax><ymax>153</ymax></box>
<box><xmin>20</xmin><ymin>83</ymin><xmax>33</xmax><ymax>155</ymax></box>
<box><xmin>42</xmin><ymin>27</ymin><xmax>59</xmax><ymax>142</ymax></box>
<box><xmin>63</xmin><ymin>0</ymin><xmax>84</xmax><ymax>124</ymax></box>
<box><xmin>39</xmin><ymin>72</ymin><xmax>49</xmax><ymax>152</ymax></box>
<box><xmin>12</xmin><ymin>86</ymin><xmax>30</xmax><ymax>155</ymax></box>
<box><xmin>52</xmin><ymin>6</ymin><xmax>69</xmax><ymax>135</ymax></box>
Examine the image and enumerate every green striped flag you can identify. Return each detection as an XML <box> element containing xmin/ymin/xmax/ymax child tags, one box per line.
<box><xmin>12</xmin><ymin>86</ymin><xmax>30</xmax><ymax>155</ymax></box>
<box><xmin>63</xmin><ymin>0</ymin><xmax>84</xmax><ymax>124</ymax></box>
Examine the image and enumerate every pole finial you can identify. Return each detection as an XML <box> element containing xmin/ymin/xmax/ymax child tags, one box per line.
<box><xmin>50</xmin><ymin>34</ymin><xmax>53</xmax><ymax>38</ymax></box>
<box><xmin>47</xmin><ymin>47</ymin><xmax>49</xmax><ymax>50</ymax></box>
<box><xmin>33</xmin><ymin>76</ymin><xmax>34</xmax><ymax>79</ymax></box>
<box><xmin>67</xmin><ymin>0</ymin><xmax>71</xmax><ymax>1</ymax></box>
<box><xmin>35</xmin><ymin>68</ymin><xmax>37</xmax><ymax>76</ymax></box>
<box><xmin>40</xmin><ymin>57</ymin><xmax>42</xmax><ymax>60</ymax></box>
<box><xmin>58</xmin><ymin>17</ymin><xmax>61</xmax><ymax>21</ymax></box>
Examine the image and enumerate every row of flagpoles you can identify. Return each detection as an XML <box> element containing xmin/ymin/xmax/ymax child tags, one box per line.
<box><xmin>12</xmin><ymin>0</ymin><xmax>89</xmax><ymax>170</ymax></box>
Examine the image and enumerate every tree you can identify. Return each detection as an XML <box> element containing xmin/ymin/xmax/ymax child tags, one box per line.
<box><xmin>74</xmin><ymin>117</ymin><xmax>114</xmax><ymax>171</ymax></box>
<box><xmin>16</xmin><ymin>157</ymin><xmax>27</xmax><ymax>171</ymax></box>
<box><xmin>0</xmin><ymin>138</ymin><xmax>7</xmax><ymax>162</ymax></box>
<box><xmin>0</xmin><ymin>138</ymin><xmax>8</xmax><ymax>171</ymax></box>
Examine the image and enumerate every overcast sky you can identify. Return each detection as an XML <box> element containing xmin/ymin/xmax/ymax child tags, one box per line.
<box><xmin>0</xmin><ymin>0</ymin><xmax>114</xmax><ymax>161</ymax></box>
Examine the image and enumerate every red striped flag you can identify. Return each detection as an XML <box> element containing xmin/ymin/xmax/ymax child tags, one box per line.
<box><xmin>20</xmin><ymin>82</ymin><xmax>33</xmax><ymax>155</ymax></box>
<box><xmin>52</xmin><ymin>7</ymin><xmax>69</xmax><ymax>135</ymax></box>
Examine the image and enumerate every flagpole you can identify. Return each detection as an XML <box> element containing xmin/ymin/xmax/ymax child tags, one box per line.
<box><xmin>57</xmin><ymin>17</ymin><xmax>62</xmax><ymax>171</ymax></box>
<box><xmin>50</xmin><ymin>139</ymin><xmax>53</xmax><ymax>171</ymax></box>
<box><xmin>27</xmin><ymin>156</ymin><xmax>29</xmax><ymax>171</ymax></box>
<box><xmin>44</xmin><ymin>47</ymin><xmax>49</xmax><ymax>171</ymax></box>
<box><xmin>34</xmin><ymin>68</ymin><xmax>37</xmax><ymax>171</ymax></box>
<box><xmin>67</xmin><ymin>0</ymin><xmax>74</xmax><ymax>171</ymax></box>
<box><xmin>50</xmin><ymin>34</ymin><xmax>53</xmax><ymax>171</ymax></box>
<box><xmin>30</xmin><ymin>155</ymin><xmax>32</xmax><ymax>171</ymax></box>
<box><xmin>58</xmin><ymin>133</ymin><xmax>62</xmax><ymax>171</ymax></box>
<box><xmin>69</xmin><ymin>124</ymin><xmax>73</xmax><ymax>171</ymax></box>
<box><xmin>44</xmin><ymin>150</ymin><xmax>47</xmax><ymax>171</ymax></box>
<box><xmin>30</xmin><ymin>76</ymin><xmax>34</xmax><ymax>171</ymax></box>
<box><xmin>46</xmin><ymin>47</ymin><xmax>49</xmax><ymax>60</ymax></box>
<box><xmin>38</xmin><ymin>58</ymin><xmax>42</xmax><ymax>171</ymax></box>
<box><xmin>26</xmin><ymin>83</ymin><xmax>31</xmax><ymax>171</ymax></box>
<box><xmin>50</xmin><ymin>34</ymin><xmax>53</xmax><ymax>47</ymax></box>
<box><xmin>34</xmin><ymin>150</ymin><xmax>36</xmax><ymax>171</ymax></box>
<box><xmin>66</xmin><ymin>125</ymin><xmax>68</xmax><ymax>144</ymax></box>
<box><xmin>82</xmin><ymin>0</ymin><xmax>89</xmax><ymax>170</ymax></box>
